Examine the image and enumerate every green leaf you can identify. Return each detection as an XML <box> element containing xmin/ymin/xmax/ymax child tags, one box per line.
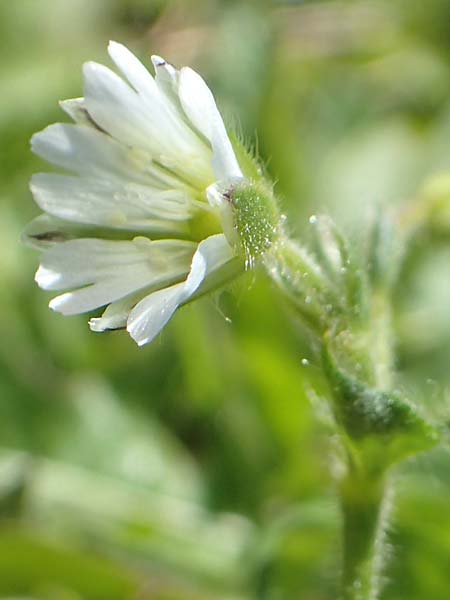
<box><xmin>322</xmin><ymin>341</ymin><xmax>440</xmax><ymax>467</ymax></box>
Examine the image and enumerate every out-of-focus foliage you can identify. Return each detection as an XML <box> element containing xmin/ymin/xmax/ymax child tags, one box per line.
<box><xmin>1</xmin><ymin>0</ymin><xmax>450</xmax><ymax>598</ymax></box>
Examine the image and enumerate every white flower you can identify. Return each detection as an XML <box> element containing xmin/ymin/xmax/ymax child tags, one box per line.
<box><xmin>25</xmin><ymin>41</ymin><xmax>247</xmax><ymax>346</ymax></box>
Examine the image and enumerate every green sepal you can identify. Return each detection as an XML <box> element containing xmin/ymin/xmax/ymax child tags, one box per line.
<box><xmin>229</xmin><ymin>131</ymin><xmax>265</xmax><ymax>182</ymax></box>
<box><xmin>322</xmin><ymin>340</ymin><xmax>440</xmax><ymax>468</ymax></box>
<box><xmin>230</xmin><ymin>179</ymin><xmax>282</xmax><ymax>267</ymax></box>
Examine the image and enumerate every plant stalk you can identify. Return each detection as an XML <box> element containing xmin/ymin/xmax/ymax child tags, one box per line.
<box><xmin>340</xmin><ymin>469</ymin><xmax>391</xmax><ymax>600</ymax></box>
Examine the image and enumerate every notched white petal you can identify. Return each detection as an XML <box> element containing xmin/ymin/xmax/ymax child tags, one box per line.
<box><xmin>83</xmin><ymin>61</ymin><xmax>160</xmax><ymax>149</ymax></box>
<box><xmin>89</xmin><ymin>293</ymin><xmax>141</xmax><ymax>332</ymax></box>
<box><xmin>31</xmin><ymin>123</ymin><xmax>148</xmax><ymax>184</ymax></box>
<box><xmin>22</xmin><ymin>214</ymin><xmax>75</xmax><ymax>249</ymax></box>
<box><xmin>108</xmin><ymin>41</ymin><xmax>159</xmax><ymax>100</ymax></box>
<box><xmin>36</xmin><ymin>237</ymin><xmax>195</xmax><ymax>315</ymax></box>
<box><xmin>31</xmin><ymin>172</ymin><xmax>192</xmax><ymax>233</ymax></box>
<box><xmin>127</xmin><ymin>283</ymin><xmax>185</xmax><ymax>346</ymax></box>
<box><xmin>178</xmin><ymin>67</ymin><xmax>242</xmax><ymax>180</ymax></box>
<box><xmin>184</xmin><ymin>233</ymin><xmax>240</xmax><ymax>301</ymax></box>
<box><xmin>127</xmin><ymin>234</ymin><xmax>240</xmax><ymax>346</ymax></box>
<box><xmin>60</xmin><ymin>97</ymin><xmax>107</xmax><ymax>133</ymax></box>
<box><xmin>183</xmin><ymin>233</ymin><xmax>230</xmax><ymax>296</ymax></box>
<box><xmin>151</xmin><ymin>54</ymin><xmax>179</xmax><ymax>97</ymax></box>
<box><xmin>48</xmin><ymin>280</ymin><xmax>138</xmax><ymax>316</ymax></box>
<box><xmin>59</xmin><ymin>98</ymin><xmax>91</xmax><ymax>126</ymax></box>
<box><xmin>151</xmin><ymin>55</ymin><xmax>168</xmax><ymax>68</ymax></box>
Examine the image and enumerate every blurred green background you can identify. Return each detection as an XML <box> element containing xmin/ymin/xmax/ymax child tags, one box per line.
<box><xmin>2</xmin><ymin>0</ymin><xmax>450</xmax><ymax>598</ymax></box>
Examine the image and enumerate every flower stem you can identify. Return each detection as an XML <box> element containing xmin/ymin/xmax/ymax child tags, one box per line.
<box><xmin>339</xmin><ymin>465</ymin><xmax>391</xmax><ymax>600</ymax></box>
<box><xmin>262</xmin><ymin>226</ymin><xmax>424</xmax><ymax>600</ymax></box>
<box><xmin>338</xmin><ymin>290</ymin><xmax>394</xmax><ymax>600</ymax></box>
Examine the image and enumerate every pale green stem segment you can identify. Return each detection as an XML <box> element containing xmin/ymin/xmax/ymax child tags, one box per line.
<box><xmin>339</xmin><ymin>290</ymin><xmax>393</xmax><ymax>600</ymax></box>
<box><xmin>333</xmin><ymin>295</ymin><xmax>394</xmax><ymax>600</ymax></box>
<box><xmin>340</xmin><ymin>470</ymin><xmax>391</xmax><ymax>600</ymax></box>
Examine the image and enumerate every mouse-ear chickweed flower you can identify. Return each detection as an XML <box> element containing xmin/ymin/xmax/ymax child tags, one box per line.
<box><xmin>25</xmin><ymin>42</ymin><xmax>280</xmax><ymax>345</ymax></box>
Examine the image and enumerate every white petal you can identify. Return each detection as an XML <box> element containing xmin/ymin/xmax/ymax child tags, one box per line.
<box><xmin>182</xmin><ymin>232</ymin><xmax>242</xmax><ymax>301</ymax></box>
<box><xmin>22</xmin><ymin>214</ymin><xmax>76</xmax><ymax>249</ymax></box>
<box><xmin>32</xmin><ymin>121</ymin><xmax>186</xmax><ymax>192</ymax></box>
<box><xmin>107</xmin><ymin>43</ymin><xmax>205</xmax><ymax>157</ymax></box>
<box><xmin>83</xmin><ymin>60</ymin><xmax>209</xmax><ymax>183</ymax></box>
<box><xmin>32</xmin><ymin>123</ymin><xmax>145</xmax><ymax>183</ymax></box>
<box><xmin>35</xmin><ymin>238</ymin><xmax>148</xmax><ymax>291</ymax></box>
<box><xmin>151</xmin><ymin>55</ymin><xmax>179</xmax><ymax>100</ymax></box>
<box><xmin>49</xmin><ymin>279</ymin><xmax>144</xmax><ymax>315</ymax></box>
<box><xmin>150</xmin><ymin>54</ymin><xmax>189</xmax><ymax>123</ymax></box>
<box><xmin>30</xmin><ymin>172</ymin><xmax>192</xmax><ymax>233</ymax></box>
<box><xmin>83</xmin><ymin>61</ymin><xmax>162</xmax><ymax>150</ymax></box>
<box><xmin>178</xmin><ymin>67</ymin><xmax>242</xmax><ymax>180</ymax></box>
<box><xmin>37</xmin><ymin>236</ymin><xmax>195</xmax><ymax>291</ymax></box>
<box><xmin>89</xmin><ymin>293</ymin><xmax>141</xmax><ymax>332</ymax></box>
<box><xmin>150</xmin><ymin>55</ymin><xmax>208</xmax><ymax>152</ymax></box>
<box><xmin>108</xmin><ymin>41</ymin><xmax>159</xmax><ymax>100</ymax></box>
<box><xmin>59</xmin><ymin>98</ymin><xmax>93</xmax><ymax>126</ymax></box>
<box><xmin>127</xmin><ymin>283</ymin><xmax>185</xmax><ymax>346</ymax></box>
<box><xmin>127</xmin><ymin>234</ymin><xmax>238</xmax><ymax>346</ymax></box>
<box><xmin>183</xmin><ymin>233</ymin><xmax>234</xmax><ymax>297</ymax></box>
<box><xmin>36</xmin><ymin>237</ymin><xmax>195</xmax><ymax>315</ymax></box>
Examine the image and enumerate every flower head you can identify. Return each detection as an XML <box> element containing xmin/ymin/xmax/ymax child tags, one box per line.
<box><xmin>25</xmin><ymin>42</ymin><xmax>262</xmax><ymax>345</ymax></box>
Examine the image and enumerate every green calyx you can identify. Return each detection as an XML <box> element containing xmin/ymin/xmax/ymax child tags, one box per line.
<box><xmin>228</xmin><ymin>179</ymin><xmax>282</xmax><ymax>267</ymax></box>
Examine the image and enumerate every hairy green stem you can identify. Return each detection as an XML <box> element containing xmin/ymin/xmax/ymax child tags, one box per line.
<box><xmin>340</xmin><ymin>469</ymin><xmax>391</xmax><ymax>600</ymax></box>
<box><xmin>338</xmin><ymin>289</ymin><xmax>394</xmax><ymax>600</ymax></box>
<box><xmin>263</xmin><ymin>230</ymin><xmax>403</xmax><ymax>600</ymax></box>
